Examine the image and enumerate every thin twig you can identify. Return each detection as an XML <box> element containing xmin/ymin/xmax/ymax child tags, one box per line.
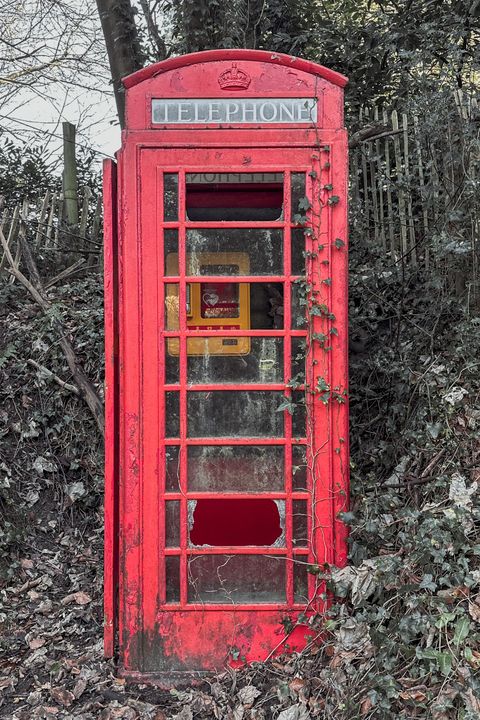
<box><xmin>27</xmin><ymin>359</ymin><xmax>80</xmax><ymax>396</ymax></box>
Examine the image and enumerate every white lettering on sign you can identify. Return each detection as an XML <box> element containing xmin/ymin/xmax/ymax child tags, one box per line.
<box><xmin>152</xmin><ymin>98</ymin><xmax>318</xmax><ymax>124</ymax></box>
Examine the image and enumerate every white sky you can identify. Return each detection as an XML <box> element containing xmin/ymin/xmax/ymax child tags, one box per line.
<box><xmin>1</xmin><ymin>0</ymin><xmax>122</xmax><ymax>170</ymax></box>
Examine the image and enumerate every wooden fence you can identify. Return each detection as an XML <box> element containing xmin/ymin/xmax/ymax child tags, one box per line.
<box><xmin>1</xmin><ymin>101</ymin><xmax>479</xmax><ymax>288</ymax></box>
<box><xmin>0</xmin><ymin>188</ymin><xmax>102</xmax><ymax>283</ymax></box>
<box><xmin>349</xmin><ymin>90</ymin><xmax>479</xmax><ymax>284</ymax></box>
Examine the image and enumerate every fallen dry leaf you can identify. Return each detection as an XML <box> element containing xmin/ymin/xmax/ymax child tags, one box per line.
<box><xmin>61</xmin><ymin>591</ymin><xmax>92</xmax><ymax>606</ymax></box>
<box><xmin>360</xmin><ymin>696</ymin><xmax>374</xmax><ymax>715</ymax></box>
<box><xmin>277</xmin><ymin>704</ymin><xmax>311</xmax><ymax>720</ymax></box>
<box><xmin>50</xmin><ymin>686</ymin><xmax>75</xmax><ymax>707</ymax></box>
<box><xmin>289</xmin><ymin>677</ymin><xmax>306</xmax><ymax>694</ymax></box>
<box><xmin>468</xmin><ymin>597</ymin><xmax>480</xmax><ymax>622</ymax></box>
<box><xmin>399</xmin><ymin>686</ymin><xmax>427</xmax><ymax>702</ymax></box>
<box><xmin>237</xmin><ymin>685</ymin><xmax>261</xmax><ymax>707</ymax></box>
<box><xmin>73</xmin><ymin>676</ymin><xmax>88</xmax><ymax>698</ymax></box>
<box><xmin>29</xmin><ymin>636</ymin><xmax>46</xmax><ymax>650</ymax></box>
<box><xmin>437</xmin><ymin>586</ymin><xmax>469</xmax><ymax>603</ymax></box>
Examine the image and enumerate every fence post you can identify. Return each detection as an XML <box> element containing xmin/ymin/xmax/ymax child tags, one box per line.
<box><xmin>62</xmin><ymin>122</ymin><xmax>79</xmax><ymax>229</ymax></box>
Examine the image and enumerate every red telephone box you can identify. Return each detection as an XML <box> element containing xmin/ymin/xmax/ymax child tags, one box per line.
<box><xmin>103</xmin><ymin>49</ymin><xmax>349</xmax><ymax>684</ymax></box>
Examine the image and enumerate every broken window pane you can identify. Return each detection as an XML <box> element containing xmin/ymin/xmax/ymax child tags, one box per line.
<box><xmin>187</xmin><ymin>391</ymin><xmax>284</xmax><ymax>437</ymax></box>
<box><xmin>188</xmin><ymin>445</ymin><xmax>284</xmax><ymax>492</ymax></box>
<box><xmin>187</xmin><ymin>554</ymin><xmax>285</xmax><ymax>604</ymax></box>
<box><xmin>165</xmin><ymin>501</ymin><xmax>180</xmax><ymax>547</ymax></box>
<box><xmin>293</xmin><ymin>500</ymin><xmax>308</xmax><ymax>547</ymax></box>
<box><xmin>189</xmin><ymin>499</ymin><xmax>285</xmax><ymax>547</ymax></box>
<box><xmin>185</xmin><ymin>229</ymin><xmax>283</xmax><ymax>275</ymax></box>
<box><xmin>165</xmin><ymin>555</ymin><xmax>180</xmax><ymax>603</ymax></box>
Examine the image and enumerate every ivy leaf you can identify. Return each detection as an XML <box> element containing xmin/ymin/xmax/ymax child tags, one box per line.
<box><xmin>293</xmin><ymin>213</ymin><xmax>307</xmax><ymax>224</ymax></box>
<box><xmin>328</xmin><ymin>195</ymin><xmax>340</xmax><ymax>206</ymax></box>
<box><xmin>277</xmin><ymin>397</ymin><xmax>295</xmax><ymax>415</ymax></box>
<box><xmin>437</xmin><ymin>652</ymin><xmax>453</xmax><ymax>676</ymax></box>
<box><xmin>316</xmin><ymin>377</ymin><xmax>329</xmax><ymax>391</ymax></box>
<box><xmin>298</xmin><ymin>197</ymin><xmax>311</xmax><ymax>211</ymax></box>
<box><xmin>453</xmin><ymin>617</ymin><xmax>470</xmax><ymax>646</ymax></box>
<box><xmin>419</xmin><ymin>573</ymin><xmax>437</xmax><ymax>591</ymax></box>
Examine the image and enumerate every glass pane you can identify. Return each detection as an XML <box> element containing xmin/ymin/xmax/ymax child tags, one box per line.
<box><xmin>291</xmin><ymin>228</ymin><xmax>306</xmax><ymax>276</ymax></box>
<box><xmin>187</xmin><ymin>391</ymin><xmax>284</xmax><ymax>438</ymax></box>
<box><xmin>165</xmin><ymin>556</ymin><xmax>180</xmax><ymax>603</ymax></box>
<box><xmin>291</xmin><ymin>283</ymin><xmax>307</xmax><ymax>328</ymax></box>
<box><xmin>291</xmin><ymin>173</ymin><xmax>306</xmax><ymax>222</ymax></box>
<box><xmin>164</xmin><ymin>173</ymin><xmax>178</xmax><ymax>221</ymax></box>
<box><xmin>292</xmin><ymin>391</ymin><xmax>307</xmax><ymax>438</ymax></box>
<box><xmin>165</xmin><ymin>446</ymin><xmax>180</xmax><ymax>491</ymax></box>
<box><xmin>189</xmin><ymin>499</ymin><xmax>285</xmax><ymax>547</ymax></box>
<box><xmin>165</xmin><ymin>501</ymin><xmax>180</xmax><ymax>547</ymax></box>
<box><xmin>166</xmin><ymin>391</ymin><xmax>180</xmax><ymax>437</ymax></box>
<box><xmin>165</xmin><ymin>351</ymin><xmax>179</xmax><ymax>384</ymax></box>
<box><xmin>293</xmin><ymin>559</ymin><xmax>309</xmax><ymax>604</ymax></box>
<box><xmin>186</xmin><ymin>172</ymin><xmax>283</xmax><ymax>221</ymax></box>
<box><xmin>293</xmin><ymin>499</ymin><xmax>308</xmax><ymax>547</ymax></box>
<box><xmin>292</xmin><ymin>445</ymin><xmax>307</xmax><ymax>491</ymax></box>
<box><xmin>188</xmin><ymin>554</ymin><xmax>285</xmax><ymax>604</ymax></box>
<box><xmin>185</xmin><ymin>229</ymin><xmax>283</xmax><ymax>275</ymax></box>
<box><xmin>165</xmin><ymin>282</ymin><xmax>284</xmax><ymax>333</ymax></box>
<box><xmin>165</xmin><ymin>283</ymin><xmax>179</xmax><ymax>331</ymax></box>
<box><xmin>291</xmin><ymin>336</ymin><xmax>306</xmax><ymax>384</ymax></box>
<box><xmin>188</xmin><ymin>445</ymin><xmax>284</xmax><ymax>492</ymax></box>
<box><xmin>184</xmin><ymin>337</ymin><xmax>283</xmax><ymax>384</ymax></box>
<box><xmin>164</xmin><ymin>229</ymin><xmax>178</xmax><ymax>275</ymax></box>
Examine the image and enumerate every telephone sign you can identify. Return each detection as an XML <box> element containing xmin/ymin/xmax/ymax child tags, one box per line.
<box><xmin>103</xmin><ymin>49</ymin><xmax>349</xmax><ymax>685</ymax></box>
<box><xmin>152</xmin><ymin>97</ymin><xmax>318</xmax><ymax>124</ymax></box>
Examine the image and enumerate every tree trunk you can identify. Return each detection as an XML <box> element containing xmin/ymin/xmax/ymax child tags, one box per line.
<box><xmin>96</xmin><ymin>0</ymin><xmax>145</xmax><ymax>127</ymax></box>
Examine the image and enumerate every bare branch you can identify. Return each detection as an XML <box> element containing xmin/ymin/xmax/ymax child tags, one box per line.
<box><xmin>27</xmin><ymin>359</ymin><xmax>80</xmax><ymax>396</ymax></box>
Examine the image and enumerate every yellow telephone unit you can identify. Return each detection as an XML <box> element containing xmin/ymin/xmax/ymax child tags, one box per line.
<box><xmin>166</xmin><ymin>252</ymin><xmax>250</xmax><ymax>356</ymax></box>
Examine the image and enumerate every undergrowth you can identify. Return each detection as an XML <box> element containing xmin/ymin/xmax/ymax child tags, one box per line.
<box><xmin>0</xmin><ymin>239</ymin><xmax>479</xmax><ymax>718</ymax></box>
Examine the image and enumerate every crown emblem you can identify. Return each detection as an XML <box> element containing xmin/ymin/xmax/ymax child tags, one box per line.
<box><xmin>218</xmin><ymin>63</ymin><xmax>251</xmax><ymax>90</ymax></box>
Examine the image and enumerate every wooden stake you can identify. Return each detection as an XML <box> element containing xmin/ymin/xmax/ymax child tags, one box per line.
<box><xmin>62</xmin><ymin>122</ymin><xmax>79</xmax><ymax>228</ymax></box>
<box><xmin>392</xmin><ymin>110</ymin><xmax>408</xmax><ymax>262</ymax></box>
<box><xmin>383</xmin><ymin>109</ymin><xmax>395</xmax><ymax>259</ymax></box>
<box><xmin>413</xmin><ymin>114</ymin><xmax>430</xmax><ymax>269</ymax></box>
<box><xmin>402</xmin><ymin>113</ymin><xmax>416</xmax><ymax>266</ymax></box>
